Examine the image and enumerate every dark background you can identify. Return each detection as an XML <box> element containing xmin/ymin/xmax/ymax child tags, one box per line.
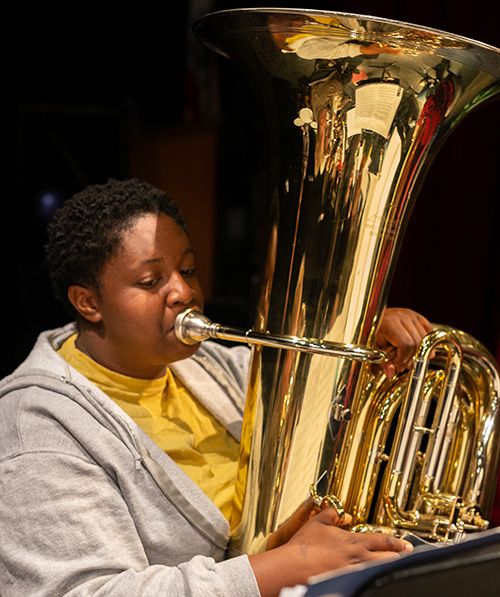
<box><xmin>2</xmin><ymin>0</ymin><xmax>500</xmax><ymax>379</ymax></box>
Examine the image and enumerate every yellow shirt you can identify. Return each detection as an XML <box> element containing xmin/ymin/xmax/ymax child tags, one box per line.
<box><xmin>58</xmin><ymin>333</ymin><xmax>239</xmax><ymax>520</ymax></box>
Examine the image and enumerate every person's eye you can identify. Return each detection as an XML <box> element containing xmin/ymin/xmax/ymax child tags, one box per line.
<box><xmin>137</xmin><ymin>278</ymin><xmax>161</xmax><ymax>289</ymax></box>
<box><xmin>180</xmin><ymin>268</ymin><xmax>196</xmax><ymax>278</ymax></box>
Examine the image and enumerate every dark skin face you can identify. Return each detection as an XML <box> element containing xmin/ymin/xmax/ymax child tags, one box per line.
<box><xmin>68</xmin><ymin>213</ymin><xmax>204</xmax><ymax>379</ymax></box>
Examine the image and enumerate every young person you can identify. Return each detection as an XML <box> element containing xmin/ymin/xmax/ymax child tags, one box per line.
<box><xmin>0</xmin><ymin>179</ymin><xmax>431</xmax><ymax>596</ymax></box>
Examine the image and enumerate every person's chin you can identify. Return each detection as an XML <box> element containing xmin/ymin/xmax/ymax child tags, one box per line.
<box><xmin>168</xmin><ymin>338</ymin><xmax>201</xmax><ymax>363</ymax></box>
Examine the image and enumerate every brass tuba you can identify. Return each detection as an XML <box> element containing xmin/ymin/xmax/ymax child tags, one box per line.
<box><xmin>177</xmin><ymin>8</ymin><xmax>500</xmax><ymax>553</ymax></box>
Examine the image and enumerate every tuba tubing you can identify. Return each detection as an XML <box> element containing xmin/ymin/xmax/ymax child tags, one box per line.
<box><xmin>188</xmin><ymin>8</ymin><xmax>500</xmax><ymax>552</ymax></box>
<box><xmin>175</xmin><ymin>307</ymin><xmax>388</xmax><ymax>362</ymax></box>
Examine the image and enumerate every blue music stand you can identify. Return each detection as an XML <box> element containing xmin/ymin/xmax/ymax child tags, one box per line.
<box><xmin>301</xmin><ymin>527</ymin><xmax>500</xmax><ymax>597</ymax></box>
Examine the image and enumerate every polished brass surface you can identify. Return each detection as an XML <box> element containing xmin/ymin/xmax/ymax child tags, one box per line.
<box><xmin>309</xmin><ymin>483</ymin><xmax>345</xmax><ymax>521</ymax></box>
<box><xmin>189</xmin><ymin>8</ymin><xmax>500</xmax><ymax>553</ymax></box>
<box><xmin>175</xmin><ymin>307</ymin><xmax>387</xmax><ymax>361</ymax></box>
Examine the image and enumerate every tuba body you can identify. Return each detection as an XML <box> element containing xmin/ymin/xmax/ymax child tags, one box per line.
<box><xmin>187</xmin><ymin>9</ymin><xmax>500</xmax><ymax>554</ymax></box>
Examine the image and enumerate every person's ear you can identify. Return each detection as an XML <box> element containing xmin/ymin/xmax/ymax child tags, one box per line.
<box><xmin>67</xmin><ymin>285</ymin><xmax>103</xmax><ymax>323</ymax></box>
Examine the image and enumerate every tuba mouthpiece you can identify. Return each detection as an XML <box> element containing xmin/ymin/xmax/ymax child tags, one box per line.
<box><xmin>174</xmin><ymin>308</ymin><xmax>214</xmax><ymax>345</ymax></box>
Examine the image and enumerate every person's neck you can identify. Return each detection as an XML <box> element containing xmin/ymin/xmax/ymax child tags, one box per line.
<box><xmin>75</xmin><ymin>328</ymin><xmax>167</xmax><ymax>380</ymax></box>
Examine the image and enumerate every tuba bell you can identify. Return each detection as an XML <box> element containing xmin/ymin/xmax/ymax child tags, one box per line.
<box><xmin>177</xmin><ymin>8</ymin><xmax>500</xmax><ymax>554</ymax></box>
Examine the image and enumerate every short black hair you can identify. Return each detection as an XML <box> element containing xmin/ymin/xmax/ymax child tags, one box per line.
<box><xmin>45</xmin><ymin>178</ymin><xmax>186</xmax><ymax>315</ymax></box>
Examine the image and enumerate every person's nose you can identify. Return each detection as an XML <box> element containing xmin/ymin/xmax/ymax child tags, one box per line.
<box><xmin>166</xmin><ymin>272</ymin><xmax>195</xmax><ymax>307</ymax></box>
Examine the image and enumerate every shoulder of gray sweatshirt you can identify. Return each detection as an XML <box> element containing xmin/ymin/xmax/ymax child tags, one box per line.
<box><xmin>0</xmin><ymin>323</ymin><xmax>260</xmax><ymax>597</ymax></box>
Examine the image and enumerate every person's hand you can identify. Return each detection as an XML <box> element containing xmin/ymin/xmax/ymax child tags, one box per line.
<box><xmin>286</xmin><ymin>507</ymin><xmax>413</xmax><ymax>569</ymax></box>
<box><xmin>376</xmin><ymin>307</ymin><xmax>433</xmax><ymax>378</ymax></box>
<box><xmin>265</xmin><ymin>496</ymin><xmax>352</xmax><ymax>550</ymax></box>
<box><xmin>250</xmin><ymin>507</ymin><xmax>413</xmax><ymax>597</ymax></box>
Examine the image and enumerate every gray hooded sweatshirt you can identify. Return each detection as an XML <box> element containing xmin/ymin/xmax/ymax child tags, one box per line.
<box><xmin>0</xmin><ymin>324</ymin><xmax>261</xmax><ymax>596</ymax></box>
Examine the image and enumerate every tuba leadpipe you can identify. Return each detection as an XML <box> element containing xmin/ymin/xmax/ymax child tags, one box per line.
<box><xmin>182</xmin><ymin>8</ymin><xmax>500</xmax><ymax>553</ymax></box>
<box><xmin>175</xmin><ymin>307</ymin><xmax>387</xmax><ymax>362</ymax></box>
